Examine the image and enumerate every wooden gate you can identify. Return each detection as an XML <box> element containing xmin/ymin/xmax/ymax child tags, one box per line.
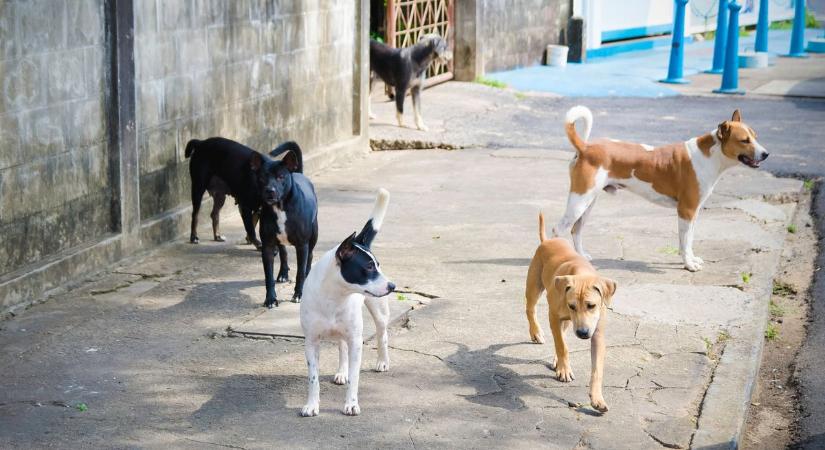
<box><xmin>385</xmin><ymin>0</ymin><xmax>454</xmax><ymax>87</ymax></box>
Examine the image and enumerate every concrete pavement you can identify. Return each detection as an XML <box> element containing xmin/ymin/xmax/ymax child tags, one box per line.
<box><xmin>0</xmin><ymin>82</ymin><xmax>814</xmax><ymax>449</ymax></box>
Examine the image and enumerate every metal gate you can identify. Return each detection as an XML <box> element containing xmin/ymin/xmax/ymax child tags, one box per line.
<box><xmin>386</xmin><ymin>0</ymin><xmax>454</xmax><ymax>87</ymax></box>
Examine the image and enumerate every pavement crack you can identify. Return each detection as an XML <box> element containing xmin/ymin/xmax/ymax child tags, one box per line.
<box><xmin>395</xmin><ymin>289</ymin><xmax>440</xmax><ymax>299</ymax></box>
<box><xmin>181</xmin><ymin>437</ymin><xmax>247</xmax><ymax>449</ymax></box>
<box><xmin>389</xmin><ymin>345</ymin><xmax>444</xmax><ymax>362</ymax></box>
<box><xmin>645</xmin><ymin>430</ymin><xmax>681</xmax><ymax>449</ymax></box>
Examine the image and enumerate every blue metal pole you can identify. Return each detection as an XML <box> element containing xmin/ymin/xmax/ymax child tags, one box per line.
<box><xmin>755</xmin><ymin>0</ymin><xmax>769</xmax><ymax>52</ymax></box>
<box><xmin>661</xmin><ymin>0</ymin><xmax>690</xmax><ymax>84</ymax></box>
<box><xmin>706</xmin><ymin>0</ymin><xmax>730</xmax><ymax>73</ymax></box>
<box><xmin>714</xmin><ymin>1</ymin><xmax>744</xmax><ymax>94</ymax></box>
<box><xmin>786</xmin><ymin>0</ymin><xmax>808</xmax><ymax>57</ymax></box>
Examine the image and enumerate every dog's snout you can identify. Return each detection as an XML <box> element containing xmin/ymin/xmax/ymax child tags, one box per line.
<box><xmin>387</xmin><ymin>282</ymin><xmax>396</xmax><ymax>292</ymax></box>
<box><xmin>761</xmin><ymin>152</ymin><xmax>770</xmax><ymax>161</ymax></box>
<box><xmin>575</xmin><ymin>328</ymin><xmax>590</xmax><ymax>339</ymax></box>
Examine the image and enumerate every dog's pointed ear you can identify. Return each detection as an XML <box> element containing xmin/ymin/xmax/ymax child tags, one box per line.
<box><xmin>731</xmin><ymin>109</ymin><xmax>742</xmax><ymax>122</ymax></box>
<box><xmin>554</xmin><ymin>276</ymin><xmax>573</xmax><ymax>295</ymax></box>
<box><xmin>599</xmin><ymin>277</ymin><xmax>617</xmax><ymax>306</ymax></box>
<box><xmin>269</xmin><ymin>141</ymin><xmax>303</xmax><ymax>173</ymax></box>
<box><xmin>336</xmin><ymin>232</ymin><xmax>357</xmax><ymax>263</ymax></box>
<box><xmin>250</xmin><ymin>152</ymin><xmax>264</xmax><ymax>172</ymax></box>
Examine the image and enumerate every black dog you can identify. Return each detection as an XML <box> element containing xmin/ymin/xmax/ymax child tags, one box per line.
<box><xmin>251</xmin><ymin>142</ymin><xmax>318</xmax><ymax>308</ymax></box>
<box><xmin>369</xmin><ymin>34</ymin><xmax>450</xmax><ymax>131</ymax></box>
<box><xmin>186</xmin><ymin>137</ymin><xmax>264</xmax><ymax>249</ymax></box>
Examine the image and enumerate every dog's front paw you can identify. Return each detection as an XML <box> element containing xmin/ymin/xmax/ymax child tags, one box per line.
<box><xmin>291</xmin><ymin>293</ymin><xmax>302</xmax><ymax>304</ymax></box>
<box><xmin>190</xmin><ymin>235</ymin><xmax>200</xmax><ymax>244</ymax></box>
<box><xmin>263</xmin><ymin>296</ymin><xmax>279</xmax><ymax>308</ymax></box>
<box><xmin>415</xmin><ymin>122</ymin><xmax>429</xmax><ymax>131</ymax></box>
<box><xmin>213</xmin><ymin>235</ymin><xmax>226</xmax><ymax>242</ymax></box>
<box><xmin>343</xmin><ymin>402</ymin><xmax>360</xmax><ymax>416</ymax></box>
<box><xmin>683</xmin><ymin>257</ymin><xmax>703</xmax><ymax>272</ymax></box>
<box><xmin>247</xmin><ymin>237</ymin><xmax>262</xmax><ymax>250</ymax></box>
<box><xmin>693</xmin><ymin>255</ymin><xmax>704</xmax><ymax>265</ymax></box>
<box><xmin>530</xmin><ymin>330</ymin><xmax>545</xmax><ymax>344</ymax></box>
<box><xmin>300</xmin><ymin>403</ymin><xmax>319</xmax><ymax>417</ymax></box>
<box><xmin>555</xmin><ymin>364</ymin><xmax>575</xmax><ymax>382</ymax></box>
<box><xmin>276</xmin><ymin>270</ymin><xmax>290</xmax><ymax>283</ymax></box>
<box><xmin>590</xmin><ymin>394</ymin><xmax>609</xmax><ymax>413</ymax></box>
<box><xmin>333</xmin><ymin>373</ymin><xmax>348</xmax><ymax>385</ymax></box>
<box><xmin>375</xmin><ymin>359</ymin><xmax>389</xmax><ymax>372</ymax></box>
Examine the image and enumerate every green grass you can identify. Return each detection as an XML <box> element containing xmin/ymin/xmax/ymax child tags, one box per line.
<box><xmin>658</xmin><ymin>245</ymin><xmax>679</xmax><ymax>255</ymax></box>
<box><xmin>739</xmin><ymin>27</ymin><xmax>752</xmax><ymax>37</ymax></box>
<box><xmin>804</xmin><ymin>179</ymin><xmax>815</xmax><ymax>191</ymax></box>
<box><xmin>741</xmin><ymin>272</ymin><xmax>752</xmax><ymax>284</ymax></box>
<box><xmin>396</xmin><ymin>293</ymin><xmax>408</xmax><ymax>301</ymax></box>
<box><xmin>769</xmin><ymin>300</ymin><xmax>786</xmax><ymax>317</ymax></box>
<box><xmin>370</xmin><ymin>32</ymin><xmax>384</xmax><ymax>44</ymax></box>
<box><xmin>765</xmin><ymin>323</ymin><xmax>779</xmax><ymax>341</ymax></box>
<box><xmin>772</xmin><ymin>280</ymin><xmax>797</xmax><ymax>296</ymax></box>
<box><xmin>718</xmin><ymin>330</ymin><xmax>731</xmax><ymax>342</ymax></box>
<box><xmin>787</xmin><ymin>224</ymin><xmax>797</xmax><ymax>234</ymax></box>
<box><xmin>75</xmin><ymin>402</ymin><xmax>88</xmax><ymax>412</ymax></box>
<box><xmin>770</xmin><ymin>10</ymin><xmax>821</xmax><ymax>30</ymax></box>
<box><xmin>702</xmin><ymin>336</ymin><xmax>713</xmax><ymax>355</ymax></box>
<box><xmin>475</xmin><ymin>76</ymin><xmax>507</xmax><ymax>89</ymax></box>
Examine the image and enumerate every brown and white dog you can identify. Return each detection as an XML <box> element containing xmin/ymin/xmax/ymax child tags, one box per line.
<box><xmin>553</xmin><ymin>106</ymin><xmax>769</xmax><ymax>271</ymax></box>
<box><xmin>526</xmin><ymin>213</ymin><xmax>617</xmax><ymax>412</ymax></box>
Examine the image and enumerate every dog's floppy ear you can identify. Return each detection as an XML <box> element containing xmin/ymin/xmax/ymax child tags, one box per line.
<box><xmin>554</xmin><ymin>276</ymin><xmax>573</xmax><ymax>296</ymax></box>
<box><xmin>336</xmin><ymin>232</ymin><xmax>357</xmax><ymax>263</ymax></box>
<box><xmin>250</xmin><ymin>152</ymin><xmax>264</xmax><ymax>172</ymax></box>
<box><xmin>270</xmin><ymin>141</ymin><xmax>303</xmax><ymax>173</ymax></box>
<box><xmin>731</xmin><ymin>109</ymin><xmax>742</xmax><ymax>122</ymax></box>
<box><xmin>717</xmin><ymin>121</ymin><xmax>731</xmax><ymax>140</ymax></box>
<box><xmin>599</xmin><ymin>277</ymin><xmax>617</xmax><ymax>306</ymax></box>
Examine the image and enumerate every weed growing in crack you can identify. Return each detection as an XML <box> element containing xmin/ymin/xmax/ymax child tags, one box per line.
<box><xmin>765</xmin><ymin>323</ymin><xmax>779</xmax><ymax>341</ymax></box>
<box><xmin>769</xmin><ymin>300</ymin><xmax>786</xmax><ymax>318</ymax></box>
<box><xmin>787</xmin><ymin>224</ymin><xmax>797</xmax><ymax>234</ymax></box>
<box><xmin>804</xmin><ymin>179</ymin><xmax>815</xmax><ymax>191</ymax></box>
<box><xmin>658</xmin><ymin>245</ymin><xmax>679</xmax><ymax>255</ymax></box>
<box><xmin>741</xmin><ymin>272</ymin><xmax>752</xmax><ymax>284</ymax></box>
<box><xmin>474</xmin><ymin>76</ymin><xmax>507</xmax><ymax>89</ymax></box>
<box><xmin>772</xmin><ymin>281</ymin><xmax>797</xmax><ymax>297</ymax></box>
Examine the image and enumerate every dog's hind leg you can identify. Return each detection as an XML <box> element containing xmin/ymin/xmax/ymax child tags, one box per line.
<box><xmin>292</xmin><ymin>243</ymin><xmax>310</xmax><ymax>302</ymax></box>
<box><xmin>343</xmin><ymin>335</ymin><xmax>363</xmax><ymax>415</ymax></box>
<box><xmin>301</xmin><ymin>338</ymin><xmax>321</xmax><ymax>417</ymax></box>
<box><xmin>368</xmin><ymin>74</ymin><xmax>377</xmax><ymax>119</ymax></box>
<box><xmin>553</xmin><ymin>190</ymin><xmax>598</xmax><ymax>240</ymax></box>
<box><xmin>210</xmin><ymin>191</ymin><xmax>227</xmax><ymax>242</ymax></box>
<box><xmin>189</xmin><ymin>174</ymin><xmax>210</xmax><ymax>244</ymax></box>
<box><xmin>365</xmin><ymin>295</ymin><xmax>390</xmax><ymax>371</ymax></box>
<box><xmin>394</xmin><ymin>83</ymin><xmax>408</xmax><ymax>128</ymax></box>
<box><xmin>411</xmin><ymin>85</ymin><xmax>428</xmax><ymax>131</ymax></box>
<box><xmin>525</xmin><ymin>260</ymin><xmax>545</xmax><ymax>344</ymax></box>
<box><xmin>333</xmin><ymin>340</ymin><xmax>349</xmax><ymax>385</ymax></box>
<box><xmin>571</xmin><ymin>197</ymin><xmax>597</xmax><ymax>260</ymax></box>
<box><xmin>276</xmin><ymin>244</ymin><xmax>290</xmax><ymax>282</ymax></box>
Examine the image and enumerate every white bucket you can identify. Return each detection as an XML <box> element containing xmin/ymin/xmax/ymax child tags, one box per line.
<box><xmin>546</xmin><ymin>45</ymin><xmax>569</xmax><ymax>67</ymax></box>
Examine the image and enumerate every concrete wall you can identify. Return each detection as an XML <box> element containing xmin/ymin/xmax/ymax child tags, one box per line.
<box><xmin>0</xmin><ymin>0</ymin><xmax>369</xmax><ymax>315</ymax></box>
<box><xmin>454</xmin><ymin>0</ymin><xmax>569</xmax><ymax>79</ymax></box>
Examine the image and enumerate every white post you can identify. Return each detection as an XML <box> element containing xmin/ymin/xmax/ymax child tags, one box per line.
<box><xmin>583</xmin><ymin>0</ymin><xmax>602</xmax><ymax>50</ymax></box>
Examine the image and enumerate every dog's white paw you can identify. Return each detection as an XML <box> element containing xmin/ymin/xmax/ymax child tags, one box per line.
<box><xmin>301</xmin><ymin>403</ymin><xmax>319</xmax><ymax>417</ymax></box>
<box><xmin>416</xmin><ymin>122</ymin><xmax>429</xmax><ymax>131</ymax></box>
<box><xmin>375</xmin><ymin>359</ymin><xmax>389</xmax><ymax>372</ymax></box>
<box><xmin>684</xmin><ymin>256</ymin><xmax>703</xmax><ymax>272</ymax></box>
<box><xmin>343</xmin><ymin>402</ymin><xmax>360</xmax><ymax>416</ymax></box>
<box><xmin>333</xmin><ymin>373</ymin><xmax>348</xmax><ymax>385</ymax></box>
<box><xmin>693</xmin><ymin>255</ymin><xmax>704</xmax><ymax>265</ymax></box>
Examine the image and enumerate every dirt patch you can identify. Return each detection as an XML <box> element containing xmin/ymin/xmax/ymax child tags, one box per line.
<box><xmin>370</xmin><ymin>138</ymin><xmax>464</xmax><ymax>151</ymax></box>
<box><xmin>742</xmin><ymin>190</ymin><xmax>814</xmax><ymax>449</ymax></box>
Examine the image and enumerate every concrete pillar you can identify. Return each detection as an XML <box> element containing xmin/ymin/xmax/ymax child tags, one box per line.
<box><xmin>454</xmin><ymin>0</ymin><xmax>484</xmax><ymax>81</ymax></box>
<box><xmin>583</xmin><ymin>0</ymin><xmax>601</xmax><ymax>49</ymax></box>
<box><xmin>353</xmin><ymin>0</ymin><xmax>369</xmax><ymax>136</ymax></box>
<box><xmin>105</xmin><ymin>0</ymin><xmax>140</xmax><ymax>252</ymax></box>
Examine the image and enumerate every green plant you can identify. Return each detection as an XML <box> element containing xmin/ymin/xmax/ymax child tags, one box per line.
<box><xmin>741</xmin><ymin>272</ymin><xmax>752</xmax><ymax>284</ymax></box>
<box><xmin>770</xmin><ymin>19</ymin><xmax>793</xmax><ymax>30</ymax></box>
<box><xmin>475</xmin><ymin>76</ymin><xmax>507</xmax><ymax>89</ymax></box>
<box><xmin>772</xmin><ymin>281</ymin><xmax>797</xmax><ymax>296</ymax></box>
<box><xmin>769</xmin><ymin>300</ymin><xmax>786</xmax><ymax>317</ymax></box>
<box><xmin>702</xmin><ymin>336</ymin><xmax>713</xmax><ymax>354</ymax></box>
<box><xmin>804</xmin><ymin>179</ymin><xmax>815</xmax><ymax>191</ymax></box>
<box><xmin>788</xmin><ymin>224</ymin><xmax>797</xmax><ymax>234</ymax></box>
<box><xmin>806</xmin><ymin>9</ymin><xmax>822</xmax><ymax>28</ymax></box>
<box><xmin>75</xmin><ymin>402</ymin><xmax>88</xmax><ymax>412</ymax></box>
<box><xmin>739</xmin><ymin>27</ymin><xmax>752</xmax><ymax>37</ymax></box>
<box><xmin>370</xmin><ymin>32</ymin><xmax>385</xmax><ymax>44</ymax></box>
<box><xmin>765</xmin><ymin>323</ymin><xmax>779</xmax><ymax>340</ymax></box>
<box><xmin>396</xmin><ymin>293</ymin><xmax>407</xmax><ymax>301</ymax></box>
<box><xmin>718</xmin><ymin>330</ymin><xmax>731</xmax><ymax>342</ymax></box>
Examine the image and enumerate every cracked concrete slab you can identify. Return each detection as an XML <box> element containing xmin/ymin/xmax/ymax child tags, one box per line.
<box><xmin>0</xmin><ymin>83</ymin><xmax>805</xmax><ymax>449</ymax></box>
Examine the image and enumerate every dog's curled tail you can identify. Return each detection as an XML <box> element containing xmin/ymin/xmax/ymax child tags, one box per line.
<box><xmin>564</xmin><ymin>105</ymin><xmax>593</xmax><ymax>154</ymax></box>
<box><xmin>538</xmin><ymin>212</ymin><xmax>548</xmax><ymax>242</ymax></box>
<box><xmin>184</xmin><ymin>139</ymin><xmax>201</xmax><ymax>158</ymax></box>
<box><xmin>355</xmin><ymin>188</ymin><xmax>390</xmax><ymax>248</ymax></box>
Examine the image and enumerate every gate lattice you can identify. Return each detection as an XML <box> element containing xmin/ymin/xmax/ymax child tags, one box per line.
<box><xmin>386</xmin><ymin>0</ymin><xmax>454</xmax><ymax>87</ymax></box>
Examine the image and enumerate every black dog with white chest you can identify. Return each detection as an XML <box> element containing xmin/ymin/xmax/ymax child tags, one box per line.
<box><xmin>251</xmin><ymin>142</ymin><xmax>318</xmax><ymax>308</ymax></box>
<box><xmin>369</xmin><ymin>34</ymin><xmax>450</xmax><ymax>131</ymax></box>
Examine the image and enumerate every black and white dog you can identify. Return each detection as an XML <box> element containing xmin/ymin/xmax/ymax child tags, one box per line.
<box><xmin>251</xmin><ymin>142</ymin><xmax>319</xmax><ymax>308</ymax></box>
<box><xmin>369</xmin><ymin>34</ymin><xmax>450</xmax><ymax>131</ymax></box>
<box><xmin>299</xmin><ymin>189</ymin><xmax>396</xmax><ymax>417</ymax></box>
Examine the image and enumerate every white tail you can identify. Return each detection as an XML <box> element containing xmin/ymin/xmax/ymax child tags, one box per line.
<box><xmin>565</xmin><ymin>105</ymin><xmax>593</xmax><ymax>141</ymax></box>
<box><xmin>370</xmin><ymin>188</ymin><xmax>390</xmax><ymax>231</ymax></box>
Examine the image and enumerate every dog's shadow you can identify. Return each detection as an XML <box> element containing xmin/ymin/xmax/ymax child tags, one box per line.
<box><xmin>443</xmin><ymin>341</ymin><xmax>589</xmax><ymax>413</ymax></box>
<box><xmin>445</xmin><ymin>258</ymin><xmax>531</xmax><ymax>267</ymax></box>
<box><xmin>591</xmin><ymin>258</ymin><xmax>666</xmax><ymax>274</ymax></box>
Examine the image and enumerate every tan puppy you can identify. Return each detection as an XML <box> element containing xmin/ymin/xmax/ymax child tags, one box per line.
<box><xmin>553</xmin><ymin>106</ymin><xmax>769</xmax><ymax>271</ymax></box>
<box><xmin>526</xmin><ymin>213</ymin><xmax>617</xmax><ymax>412</ymax></box>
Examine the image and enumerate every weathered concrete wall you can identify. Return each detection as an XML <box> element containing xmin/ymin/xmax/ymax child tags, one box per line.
<box><xmin>0</xmin><ymin>0</ymin><xmax>112</xmax><ymax>277</ymax></box>
<box><xmin>134</xmin><ymin>0</ymin><xmax>357</xmax><ymax>222</ymax></box>
<box><xmin>454</xmin><ymin>0</ymin><xmax>569</xmax><ymax>79</ymax></box>
<box><xmin>0</xmin><ymin>0</ymin><xmax>369</xmax><ymax>315</ymax></box>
